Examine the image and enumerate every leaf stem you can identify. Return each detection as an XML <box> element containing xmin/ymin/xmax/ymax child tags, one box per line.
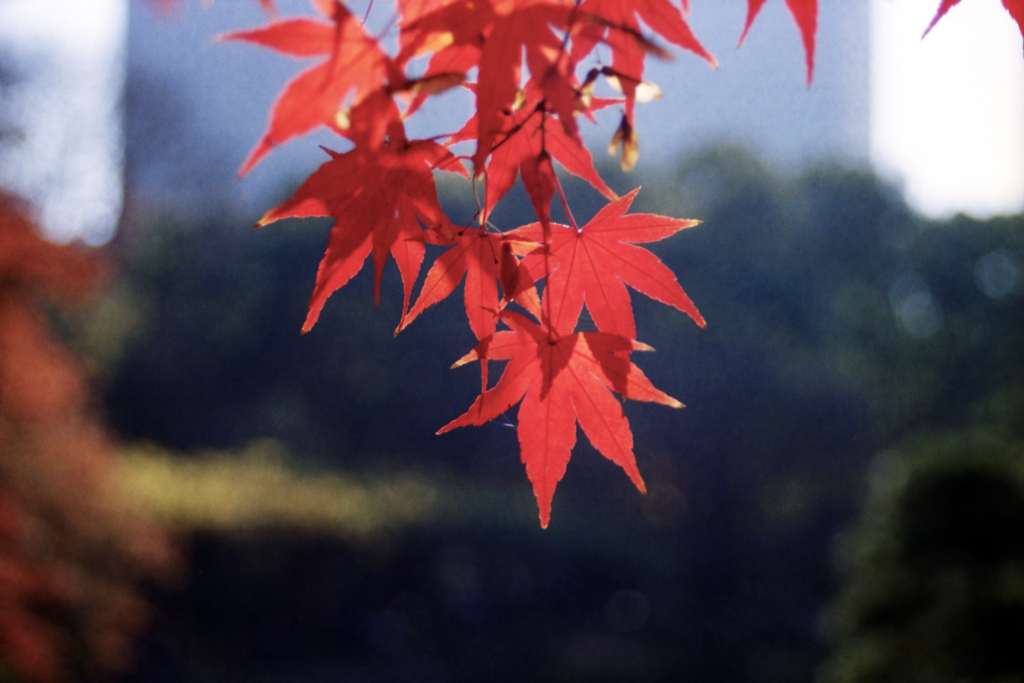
<box><xmin>542</xmin><ymin>206</ymin><xmax>553</xmax><ymax>340</ymax></box>
<box><xmin>553</xmin><ymin>172</ymin><xmax>579</xmax><ymax>232</ymax></box>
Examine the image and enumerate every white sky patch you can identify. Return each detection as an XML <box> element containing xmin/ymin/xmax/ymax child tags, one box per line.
<box><xmin>0</xmin><ymin>0</ymin><xmax>128</xmax><ymax>245</ymax></box>
<box><xmin>870</xmin><ymin>0</ymin><xmax>1024</xmax><ymax>219</ymax></box>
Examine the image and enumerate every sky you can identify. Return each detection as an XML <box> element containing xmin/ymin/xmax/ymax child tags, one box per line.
<box><xmin>0</xmin><ymin>0</ymin><xmax>1022</xmax><ymax>244</ymax></box>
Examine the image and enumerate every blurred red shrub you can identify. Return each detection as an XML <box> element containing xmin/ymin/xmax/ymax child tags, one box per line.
<box><xmin>0</xmin><ymin>193</ymin><xmax>178</xmax><ymax>682</ymax></box>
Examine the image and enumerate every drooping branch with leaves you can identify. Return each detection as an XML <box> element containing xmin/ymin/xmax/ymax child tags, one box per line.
<box><xmin>219</xmin><ymin>0</ymin><xmax>1023</xmax><ymax>527</ymax></box>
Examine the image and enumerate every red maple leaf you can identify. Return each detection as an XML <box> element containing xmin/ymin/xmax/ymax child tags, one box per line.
<box><xmin>472</xmin><ymin>2</ymin><xmax>581</xmax><ymax>170</ymax></box>
<box><xmin>923</xmin><ymin>0</ymin><xmax>1024</xmax><ymax>47</ymax></box>
<box><xmin>1000</xmin><ymin>0</ymin><xmax>1024</xmax><ymax>38</ymax></box>
<box><xmin>739</xmin><ymin>0</ymin><xmax>817</xmax><ymax>84</ymax></box>
<box><xmin>398</xmin><ymin>227</ymin><xmax>541</xmax><ymax>341</ymax></box>
<box><xmin>439</xmin><ymin>310</ymin><xmax>683</xmax><ymax>527</ymax></box>
<box><xmin>510</xmin><ymin>188</ymin><xmax>705</xmax><ymax>339</ymax></box>
<box><xmin>222</xmin><ymin>1</ymin><xmax>394</xmax><ymax>174</ymax></box>
<box><xmin>449</xmin><ymin>84</ymin><xmax>618</xmax><ymax>227</ymax></box>
<box><xmin>397</xmin><ymin>0</ymin><xmax>488</xmax><ymax>82</ymax></box>
<box><xmin>398</xmin><ymin>0</ymin><xmax>579</xmax><ymax>174</ymax></box>
<box><xmin>256</xmin><ymin>97</ymin><xmax>467</xmax><ymax>332</ymax></box>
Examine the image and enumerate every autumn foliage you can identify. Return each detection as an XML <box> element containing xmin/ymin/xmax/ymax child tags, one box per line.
<box><xmin>0</xmin><ymin>193</ymin><xmax>177</xmax><ymax>682</ymax></box>
<box><xmin>222</xmin><ymin>0</ymin><xmax>1024</xmax><ymax>527</ymax></box>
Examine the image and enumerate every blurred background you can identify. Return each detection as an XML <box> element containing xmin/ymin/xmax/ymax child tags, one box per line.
<box><xmin>1</xmin><ymin>1</ymin><xmax>1023</xmax><ymax>682</ymax></box>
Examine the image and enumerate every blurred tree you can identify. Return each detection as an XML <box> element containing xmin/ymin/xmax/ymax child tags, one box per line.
<box><xmin>820</xmin><ymin>432</ymin><xmax>1024</xmax><ymax>683</ymax></box>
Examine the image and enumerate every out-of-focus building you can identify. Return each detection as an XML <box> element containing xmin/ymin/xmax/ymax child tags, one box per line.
<box><xmin>0</xmin><ymin>0</ymin><xmax>127</xmax><ymax>245</ymax></box>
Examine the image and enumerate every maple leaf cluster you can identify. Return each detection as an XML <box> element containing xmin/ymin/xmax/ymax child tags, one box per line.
<box><xmin>224</xmin><ymin>0</ymin><xmax>1022</xmax><ymax>526</ymax></box>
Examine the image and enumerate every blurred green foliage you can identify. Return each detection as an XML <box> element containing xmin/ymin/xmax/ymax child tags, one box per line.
<box><xmin>115</xmin><ymin>439</ymin><xmax>438</xmax><ymax>537</ymax></box>
<box><xmin>819</xmin><ymin>431</ymin><xmax>1024</xmax><ymax>683</ymax></box>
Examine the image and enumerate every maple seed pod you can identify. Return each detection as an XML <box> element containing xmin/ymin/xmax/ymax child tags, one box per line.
<box><xmin>634</xmin><ymin>81</ymin><xmax>663</xmax><ymax>103</ymax></box>
<box><xmin>631</xmin><ymin>32</ymin><xmax>673</xmax><ymax>60</ymax></box>
<box><xmin>577</xmin><ymin>68</ymin><xmax>601</xmax><ymax>109</ymax></box>
<box><xmin>602</xmin><ymin>70</ymin><xmax>626</xmax><ymax>94</ymax></box>
<box><xmin>512</xmin><ymin>88</ymin><xmax>529</xmax><ymax>113</ymax></box>
<box><xmin>409</xmin><ymin>72</ymin><xmax>465</xmax><ymax>96</ymax></box>
<box><xmin>609</xmin><ymin>116</ymin><xmax>639</xmax><ymax>172</ymax></box>
<box><xmin>603</xmin><ymin>70</ymin><xmax>662</xmax><ymax>104</ymax></box>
